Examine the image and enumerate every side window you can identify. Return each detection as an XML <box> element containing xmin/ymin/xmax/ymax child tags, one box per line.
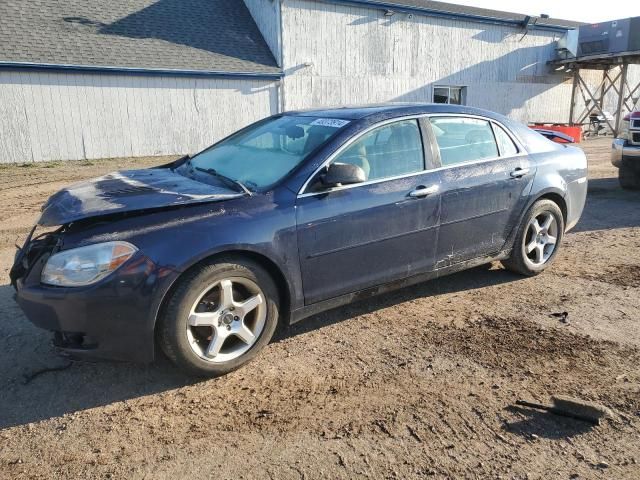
<box><xmin>430</xmin><ymin>117</ymin><xmax>499</xmax><ymax>166</ymax></box>
<box><xmin>492</xmin><ymin>124</ymin><xmax>519</xmax><ymax>157</ymax></box>
<box><xmin>331</xmin><ymin>120</ymin><xmax>425</xmax><ymax>182</ymax></box>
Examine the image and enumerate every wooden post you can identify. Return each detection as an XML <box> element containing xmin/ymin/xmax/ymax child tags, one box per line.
<box><xmin>578</xmin><ymin>75</ymin><xmax>616</xmax><ymax>133</ymax></box>
<box><xmin>569</xmin><ymin>69</ymin><xmax>578</xmax><ymax>125</ymax></box>
<box><xmin>599</xmin><ymin>68</ymin><xmax>607</xmax><ymax>111</ymax></box>
<box><xmin>614</xmin><ymin>63</ymin><xmax>629</xmax><ymax>136</ymax></box>
<box><xmin>624</xmin><ymin>79</ymin><xmax>640</xmax><ymax>111</ymax></box>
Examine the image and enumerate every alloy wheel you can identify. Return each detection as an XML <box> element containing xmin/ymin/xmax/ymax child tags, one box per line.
<box><xmin>523</xmin><ymin>211</ymin><xmax>558</xmax><ymax>266</ymax></box>
<box><xmin>186</xmin><ymin>277</ymin><xmax>266</xmax><ymax>363</ymax></box>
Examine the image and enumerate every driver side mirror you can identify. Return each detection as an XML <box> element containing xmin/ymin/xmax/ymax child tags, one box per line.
<box><xmin>321</xmin><ymin>163</ymin><xmax>366</xmax><ymax>188</ymax></box>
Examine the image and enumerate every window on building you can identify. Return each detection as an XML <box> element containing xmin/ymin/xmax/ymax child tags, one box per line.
<box><xmin>433</xmin><ymin>86</ymin><xmax>466</xmax><ymax>105</ymax></box>
<box><xmin>330</xmin><ymin>120</ymin><xmax>425</xmax><ymax>181</ymax></box>
<box><xmin>429</xmin><ymin>117</ymin><xmax>498</xmax><ymax>166</ymax></box>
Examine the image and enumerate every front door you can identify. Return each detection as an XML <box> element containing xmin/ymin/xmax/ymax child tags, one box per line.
<box><xmin>428</xmin><ymin>116</ymin><xmax>534</xmax><ymax>267</ymax></box>
<box><xmin>296</xmin><ymin>119</ymin><xmax>441</xmax><ymax>305</ymax></box>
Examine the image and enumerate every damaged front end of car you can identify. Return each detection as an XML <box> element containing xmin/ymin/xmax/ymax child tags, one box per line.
<box><xmin>9</xmin><ymin>223</ymin><xmax>96</xmax><ymax>352</ymax></box>
<box><xmin>10</xmin><ymin>224</ymin><xmax>64</xmax><ymax>289</ymax></box>
<box><xmin>10</xmin><ymin>217</ymin><xmax>175</xmax><ymax>362</ymax></box>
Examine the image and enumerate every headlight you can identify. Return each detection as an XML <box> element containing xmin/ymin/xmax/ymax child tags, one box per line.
<box><xmin>619</xmin><ymin>120</ymin><xmax>630</xmax><ymax>141</ymax></box>
<box><xmin>41</xmin><ymin>241</ymin><xmax>138</xmax><ymax>287</ymax></box>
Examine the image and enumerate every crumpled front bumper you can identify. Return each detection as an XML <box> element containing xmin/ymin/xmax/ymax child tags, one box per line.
<box><xmin>12</xmin><ymin>243</ymin><xmax>179</xmax><ymax>363</ymax></box>
<box><xmin>612</xmin><ymin>138</ymin><xmax>640</xmax><ymax>168</ymax></box>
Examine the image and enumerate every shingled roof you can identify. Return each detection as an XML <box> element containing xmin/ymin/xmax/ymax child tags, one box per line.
<box><xmin>0</xmin><ymin>0</ymin><xmax>281</xmax><ymax>75</ymax></box>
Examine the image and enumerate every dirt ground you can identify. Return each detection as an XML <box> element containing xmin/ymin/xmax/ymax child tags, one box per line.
<box><xmin>0</xmin><ymin>138</ymin><xmax>638</xmax><ymax>479</ymax></box>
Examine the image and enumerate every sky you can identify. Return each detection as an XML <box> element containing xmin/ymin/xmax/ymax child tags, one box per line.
<box><xmin>444</xmin><ymin>0</ymin><xmax>640</xmax><ymax>23</ymax></box>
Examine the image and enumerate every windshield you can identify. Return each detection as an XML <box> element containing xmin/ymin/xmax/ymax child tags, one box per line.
<box><xmin>179</xmin><ymin>115</ymin><xmax>350</xmax><ymax>191</ymax></box>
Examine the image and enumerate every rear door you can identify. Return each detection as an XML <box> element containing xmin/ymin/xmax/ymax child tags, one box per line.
<box><xmin>296</xmin><ymin>118</ymin><xmax>441</xmax><ymax>305</ymax></box>
<box><xmin>428</xmin><ymin>116</ymin><xmax>534</xmax><ymax>267</ymax></box>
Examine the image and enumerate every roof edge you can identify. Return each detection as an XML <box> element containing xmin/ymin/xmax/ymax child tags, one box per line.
<box><xmin>0</xmin><ymin>61</ymin><xmax>284</xmax><ymax>79</ymax></box>
<box><xmin>324</xmin><ymin>0</ymin><xmax>578</xmax><ymax>31</ymax></box>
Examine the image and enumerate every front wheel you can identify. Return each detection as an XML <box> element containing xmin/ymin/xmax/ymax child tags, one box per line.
<box><xmin>502</xmin><ymin>199</ymin><xmax>564</xmax><ymax>276</ymax></box>
<box><xmin>158</xmin><ymin>258</ymin><xmax>280</xmax><ymax>377</ymax></box>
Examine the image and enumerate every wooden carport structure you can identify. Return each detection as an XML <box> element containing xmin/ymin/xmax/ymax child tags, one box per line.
<box><xmin>550</xmin><ymin>50</ymin><xmax>640</xmax><ymax>136</ymax></box>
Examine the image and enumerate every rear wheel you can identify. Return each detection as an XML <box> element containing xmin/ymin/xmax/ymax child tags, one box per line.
<box><xmin>502</xmin><ymin>199</ymin><xmax>564</xmax><ymax>276</ymax></box>
<box><xmin>158</xmin><ymin>258</ymin><xmax>280</xmax><ymax>377</ymax></box>
<box><xmin>619</xmin><ymin>160</ymin><xmax>640</xmax><ymax>190</ymax></box>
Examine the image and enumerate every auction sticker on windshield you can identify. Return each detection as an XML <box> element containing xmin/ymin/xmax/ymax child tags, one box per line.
<box><xmin>310</xmin><ymin>118</ymin><xmax>351</xmax><ymax>128</ymax></box>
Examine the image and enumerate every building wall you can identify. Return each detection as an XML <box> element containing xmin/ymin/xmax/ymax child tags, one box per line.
<box><xmin>243</xmin><ymin>0</ymin><xmax>282</xmax><ymax>64</ymax></box>
<box><xmin>0</xmin><ymin>71</ymin><xmax>279</xmax><ymax>163</ymax></box>
<box><xmin>279</xmin><ymin>0</ymin><xmax>582</xmax><ymax>124</ymax></box>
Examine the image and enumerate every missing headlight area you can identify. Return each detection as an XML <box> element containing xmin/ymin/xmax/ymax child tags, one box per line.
<box><xmin>9</xmin><ymin>225</ymin><xmax>64</xmax><ymax>287</ymax></box>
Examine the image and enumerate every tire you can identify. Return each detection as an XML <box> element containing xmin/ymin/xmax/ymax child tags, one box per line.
<box><xmin>158</xmin><ymin>257</ymin><xmax>280</xmax><ymax>377</ymax></box>
<box><xmin>619</xmin><ymin>160</ymin><xmax>640</xmax><ymax>190</ymax></box>
<box><xmin>502</xmin><ymin>199</ymin><xmax>564</xmax><ymax>276</ymax></box>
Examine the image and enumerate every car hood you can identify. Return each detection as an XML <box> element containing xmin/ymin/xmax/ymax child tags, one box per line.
<box><xmin>39</xmin><ymin>168</ymin><xmax>244</xmax><ymax>226</ymax></box>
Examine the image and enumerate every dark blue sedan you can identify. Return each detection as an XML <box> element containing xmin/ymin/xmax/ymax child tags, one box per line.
<box><xmin>11</xmin><ymin>104</ymin><xmax>588</xmax><ymax>376</ymax></box>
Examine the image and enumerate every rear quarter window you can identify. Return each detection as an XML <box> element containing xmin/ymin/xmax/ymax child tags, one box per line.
<box><xmin>492</xmin><ymin>124</ymin><xmax>519</xmax><ymax>157</ymax></box>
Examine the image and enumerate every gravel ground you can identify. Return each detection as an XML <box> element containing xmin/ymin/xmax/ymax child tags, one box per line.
<box><xmin>0</xmin><ymin>138</ymin><xmax>639</xmax><ymax>480</ymax></box>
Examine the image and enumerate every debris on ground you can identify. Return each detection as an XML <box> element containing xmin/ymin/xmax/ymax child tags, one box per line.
<box><xmin>551</xmin><ymin>395</ymin><xmax>614</xmax><ymax>425</ymax></box>
<box><xmin>550</xmin><ymin>311</ymin><xmax>570</xmax><ymax>323</ymax></box>
<box><xmin>516</xmin><ymin>396</ymin><xmax>613</xmax><ymax>425</ymax></box>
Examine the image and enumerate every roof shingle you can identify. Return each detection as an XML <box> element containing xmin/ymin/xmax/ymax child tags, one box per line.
<box><xmin>0</xmin><ymin>0</ymin><xmax>281</xmax><ymax>74</ymax></box>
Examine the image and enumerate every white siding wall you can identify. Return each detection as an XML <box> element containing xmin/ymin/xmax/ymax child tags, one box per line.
<box><xmin>243</xmin><ymin>0</ymin><xmax>281</xmax><ymax>64</ymax></box>
<box><xmin>280</xmin><ymin>0</ymin><xmax>584</xmax><ymax>124</ymax></box>
<box><xmin>0</xmin><ymin>71</ymin><xmax>279</xmax><ymax>163</ymax></box>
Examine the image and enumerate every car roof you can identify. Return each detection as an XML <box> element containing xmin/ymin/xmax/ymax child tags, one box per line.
<box><xmin>284</xmin><ymin>103</ymin><xmax>511</xmax><ymax>122</ymax></box>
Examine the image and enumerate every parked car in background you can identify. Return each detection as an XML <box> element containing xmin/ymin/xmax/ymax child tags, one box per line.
<box><xmin>612</xmin><ymin>111</ymin><xmax>640</xmax><ymax>189</ymax></box>
<box><xmin>11</xmin><ymin>104</ymin><xmax>588</xmax><ymax>377</ymax></box>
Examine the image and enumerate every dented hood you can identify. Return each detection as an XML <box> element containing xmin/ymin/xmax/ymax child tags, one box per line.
<box><xmin>39</xmin><ymin>168</ymin><xmax>244</xmax><ymax>226</ymax></box>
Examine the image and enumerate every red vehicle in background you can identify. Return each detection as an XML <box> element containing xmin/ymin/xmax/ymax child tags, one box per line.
<box><xmin>612</xmin><ymin>111</ymin><xmax>640</xmax><ymax>189</ymax></box>
<box><xmin>529</xmin><ymin>124</ymin><xmax>580</xmax><ymax>144</ymax></box>
<box><xmin>531</xmin><ymin>128</ymin><xmax>576</xmax><ymax>144</ymax></box>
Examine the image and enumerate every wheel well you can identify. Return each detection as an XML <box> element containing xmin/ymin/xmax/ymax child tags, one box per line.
<box><xmin>221</xmin><ymin>250</ymin><xmax>292</xmax><ymax>317</ymax></box>
<box><xmin>537</xmin><ymin>192</ymin><xmax>567</xmax><ymax>224</ymax></box>
<box><xmin>154</xmin><ymin>250</ymin><xmax>292</xmax><ymax>347</ymax></box>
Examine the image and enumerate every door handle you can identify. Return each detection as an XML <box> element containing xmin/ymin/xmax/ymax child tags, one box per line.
<box><xmin>409</xmin><ymin>184</ymin><xmax>439</xmax><ymax>198</ymax></box>
<box><xmin>510</xmin><ymin>167</ymin><xmax>530</xmax><ymax>178</ymax></box>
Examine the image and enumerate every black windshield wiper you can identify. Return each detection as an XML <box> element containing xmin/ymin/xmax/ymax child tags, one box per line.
<box><xmin>194</xmin><ymin>167</ymin><xmax>252</xmax><ymax>196</ymax></box>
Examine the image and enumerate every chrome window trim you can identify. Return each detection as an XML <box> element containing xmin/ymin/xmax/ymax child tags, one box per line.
<box><xmin>297</xmin><ymin>113</ymin><xmax>527</xmax><ymax>198</ymax></box>
<box><xmin>297</xmin><ymin>115</ymin><xmax>426</xmax><ymax>197</ymax></box>
<box><xmin>489</xmin><ymin>121</ymin><xmax>520</xmax><ymax>157</ymax></box>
